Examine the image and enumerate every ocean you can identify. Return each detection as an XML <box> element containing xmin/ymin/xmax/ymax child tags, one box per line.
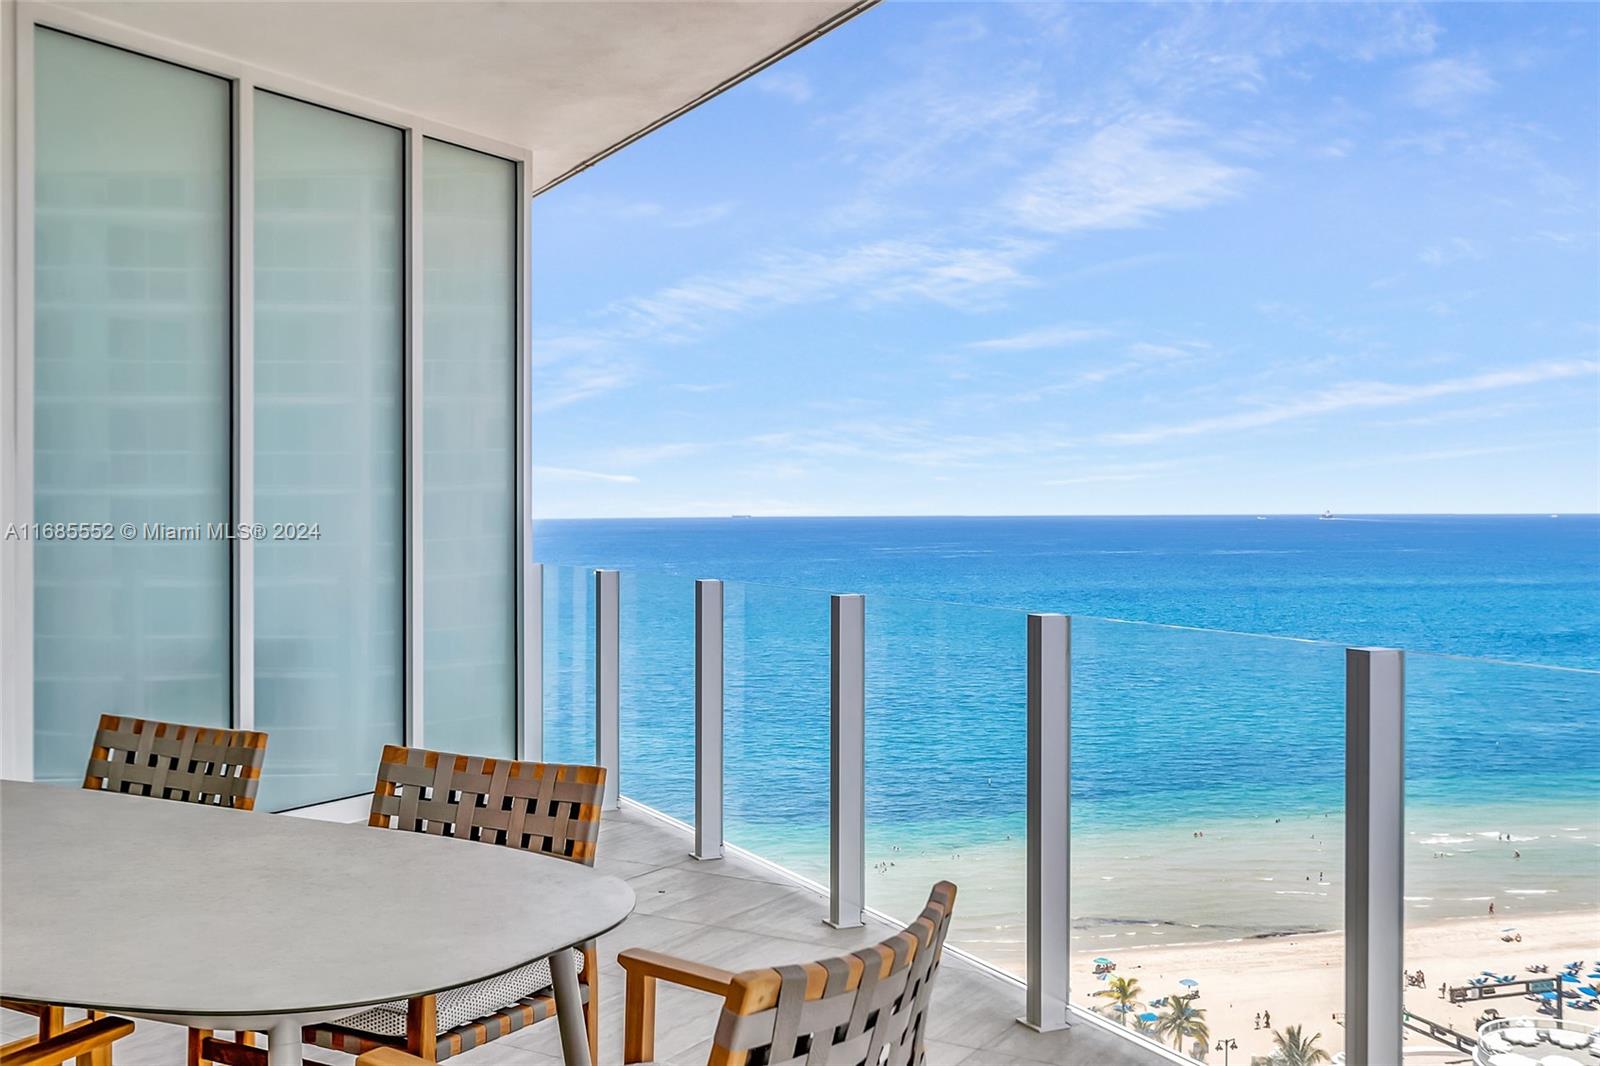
<box><xmin>534</xmin><ymin>515</ymin><xmax>1599</xmax><ymax>963</ymax></box>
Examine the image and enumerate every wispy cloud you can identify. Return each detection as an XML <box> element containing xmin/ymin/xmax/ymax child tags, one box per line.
<box><xmin>545</xmin><ymin>237</ymin><xmax>1042</xmax><ymax>353</ymax></box>
<box><xmin>1104</xmin><ymin>359</ymin><xmax>1598</xmax><ymax>445</ymax></box>
<box><xmin>1403</xmin><ymin>56</ymin><xmax>1496</xmax><ymax>112</ymax></box>
<box><xmin>1418</xmin><ymin>236</ymin><xmax>1484</xmax><ymax>266</ymax></box>
<box><xmin>753</xmin><ymin>69</ymin><xmax>813</xmax><ymax>104</ymax></box>
<box><xmin>968</xmin><ymin>324</ymin><xmax>1112</xmax><ymax>351</ymax></box>
<box><xmin>532</xmin><ymin>465</ymin><xmax>639</xmax><ymax>485</ymax></box>
<box><xmin>1008</xmin><ymin>115</ymin><xmax>1249</xmax><ymax>234</ymax></box>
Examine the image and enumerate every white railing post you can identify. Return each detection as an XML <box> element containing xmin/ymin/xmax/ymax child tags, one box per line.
<box><xmin>520</xmin><ymin>561</ymin><xmax>543</xmax><ymax>761</ymax></box>
<box><xmin>1023</xmin><ymin>613</ymin><xmax>1071</xmax><ymax>1032</ymax></box>
<box><xmin>692</xmin><ymin>579</ymin><xmax>725</xmax><ymax>860</ymax></box>
<box><xmin>827</xmin><ymin>593</ymin><xmax>865</xmax><ymax>929</ymax></box>
<box><xmin>594</xmin><ymin>569</ymin><xmax>619</xmax><ymax>809</ymax></box>
<box><xmin>1346</xmin><ymin>647</ymin><xmax>1404</xmax><ymax>1066</ymax></box>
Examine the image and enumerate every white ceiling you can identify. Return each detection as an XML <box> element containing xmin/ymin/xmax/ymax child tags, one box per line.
<box><xmin>54</xmin><ymin>0</ymin><xmax>870</xmax><ymax>191</ymax></box>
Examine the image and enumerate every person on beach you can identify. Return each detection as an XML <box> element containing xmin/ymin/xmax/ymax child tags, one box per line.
<box><xmin>1489</xmin><ymin>902</ymin><xmax>1495</xmax><ymax>916</ymax></box>
<box><xmin>1254</xmin><ymin>1012</ymin><xmax>1261</xmax><ymax>1029</ymax></box>
<box><xmin>1263</xmin><ymin>1010</ymin><xmax>1271</xmax><ymax>1028</ymax></box>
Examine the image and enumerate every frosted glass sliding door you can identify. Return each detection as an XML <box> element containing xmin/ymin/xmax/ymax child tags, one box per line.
<box><xmin>253</xmin><ymin>93</ymin><xmax>405</xmax><ymax>809</ymax></box>
<box><xmin>422</xmin><ymin>139</ymin><xmax>518</xmax><ymax>757</ymax></box>
<box><xmin>32</xmin><ymin>29</ymin><xmax>232</xmax><ymax>781</ymax></box>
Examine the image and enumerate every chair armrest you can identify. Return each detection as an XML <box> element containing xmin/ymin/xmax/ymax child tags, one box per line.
<box><xmin>2</xmin><ymin>1015</ymin><xmax>134</xmax><ymax>1066</ymax></box>
<box><xmin>355</xmin><ymin>1050</ymin><xmax>431</xmax><ymax>1066</ymax></box>
<box><xmin>618</xmin><ymin>947</ymin><xmax>736</xmax><ymax>996</ymax></box>
<box><xmin>619</xmin><ymin>947</ymin><xmax>738</xmax><ymax>1063</ymax></box>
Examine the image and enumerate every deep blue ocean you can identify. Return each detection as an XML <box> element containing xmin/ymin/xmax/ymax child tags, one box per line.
<box><xmin>534</xmin><ymin>515</ymin><xmax>1599</xmax><ymax>917</ymax></box>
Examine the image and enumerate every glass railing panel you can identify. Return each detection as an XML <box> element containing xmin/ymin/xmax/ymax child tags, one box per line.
<box><xmin>618</xmin><ymin>569</ymin><xmax>697</xmax><ymax>822</ymax></box>
<box><xmin>865</xmin><ymin>593</ymin><xmax>1028</xmax><ymax>971</ymax></box>
<box><xmin>722</xmin><ymin>578</ymin><xmax>833</xmax><ymax>886</ymax></box>
<box><xmin>542</xmin><ymin>563</ymin><xmax>595</xmax><ymax>765</ymax></box>
<box><xmin>1073</xmin><ymin>617</ymin><xmax>1346</xmax><ymax>1063</ymax></box>
<box><xmin>1403</xmin><ymin>652</ymin><xmax>1599</xmax><ymax>1041</ymax></box>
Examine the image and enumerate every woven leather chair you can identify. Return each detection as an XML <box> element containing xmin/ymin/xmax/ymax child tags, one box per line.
<box><xmin>8</xmin><ymin>716</ymin><xmax>269</xmax><ymax>1066</ymax></box>
<box><xmin>0</xmin><ymin>1010</ymin><xmax>133</xmax><ymax>1066</ymax></box>
<box><xmin>84</xmin><ymin>714</ymin><xmax>268</xmax><ymax>809</ymax></box>
<box><xmin>619</xmin><ymin>881</ymin><xmax>957</xmax><ymax>1066</ymax></box>
<box><xmin>299</xmin><ymin>746</ymin><xmax>607</xmax><ymax>1064</ymax></box>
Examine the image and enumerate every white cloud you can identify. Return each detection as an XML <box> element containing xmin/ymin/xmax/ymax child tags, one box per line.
<box><xmin>1103</xmin><ymin>359</ymin><xmax>1599</xmax><ymax>445</ymax></box>
<box><xmin>1008</xmin><ymin>116</ymin><xmax>1249</xmax><ymax>234</ymax></box>
<box><xmin>1419</xmin><ymin>237</ymin><xmax>1484</xmax><ymax>267</ymax></box>
<box><xmin>969</xmin><ymin>324</ymin><xmax>1112</xmax><ymax>351</ymax></box>
<box><xmin>1403</xmin><ymin>57</ymin><xmax>1496</xmax><ymax>112</ymax></box>
<box><xmin>532</xmin><ymin>465</ymin><xmax>639</xmax><ymax>485</ymax></box>
<box><xmin>753</xmin><ymin>69</ymin><xmax>813</xmax><ymax>104</ymax></box>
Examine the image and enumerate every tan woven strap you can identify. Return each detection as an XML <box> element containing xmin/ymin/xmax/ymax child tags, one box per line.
<box><xmin>83</xmin><ymin>714</ymin><xmax>267</xmax><ymax>811</ymax></box>
<box><xmin>367</xmin><ymin>745</ymin><xmax>605</xmax><ymax>865</ymax></box>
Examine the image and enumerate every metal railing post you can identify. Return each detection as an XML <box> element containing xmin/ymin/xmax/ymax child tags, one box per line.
<box><xmin>595</xmin><ymin>569</ymin><xmax>620</xmax><ymax>809</ymax></box>
<box><xmin>520</xmin><ymin>562</ymin><xmax>543</xmax><ymax>762</ymax></box>
<box><xmin>1023</xmin><ymin>613</ymin><xmax>1071</xmax><ymax>1032</ymax></box>
<box><xmin>1346</xmin><ymin>647</ymin><xmax>1404</xmax><ymax>1066</ymax></box>
<box><xmin>827</xmin><ymin>593</ymin><xmax>865</xmax><ymax>929</ymax></box>
<box><xmin>692</xmin><ymin>579</ymin><xmax>724</xmax><ymax>861</ymax></box>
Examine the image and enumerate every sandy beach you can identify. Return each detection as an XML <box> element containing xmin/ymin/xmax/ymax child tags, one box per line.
<box><xmin>1068</xmin><ymin>909</ymin><xmax>1600</xmax><ymax>1062</ymax></box>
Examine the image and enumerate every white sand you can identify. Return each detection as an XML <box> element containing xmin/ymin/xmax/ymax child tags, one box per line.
<box><xmin>1070</xmin><ymin>910</ymin><xmax>1600</xmax><ymax>1061</ymax></box>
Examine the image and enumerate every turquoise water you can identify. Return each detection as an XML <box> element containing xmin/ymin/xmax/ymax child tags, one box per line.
<box><xmin>535</xmin><ymin>515</ymin><xmax>1599</xmax><ymax>936</ymax></box>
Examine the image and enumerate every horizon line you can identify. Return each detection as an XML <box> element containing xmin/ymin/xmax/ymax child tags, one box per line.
<box><xmin>535</xmin><ymin>511</ymin><xmax>1598</xmax><ymax>521</ymax></box>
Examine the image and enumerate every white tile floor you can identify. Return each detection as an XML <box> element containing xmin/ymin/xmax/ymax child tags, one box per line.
<box><xmin>2</xmin><ymin>803</ymin><xmax>1172</xmax><ymax>1065</ymax></box>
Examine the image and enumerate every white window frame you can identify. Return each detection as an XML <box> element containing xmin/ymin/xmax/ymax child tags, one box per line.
<box><xmin>0</xmin><ymin>1</ymin><xmax>539</xmax><ymax>795</ymax></box>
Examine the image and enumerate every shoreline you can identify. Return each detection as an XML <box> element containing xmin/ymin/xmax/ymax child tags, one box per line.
<box><xmin>1063</xmin><ymin>909</ymin><xmax>1600</xmax><ymax>1061</ymax></box>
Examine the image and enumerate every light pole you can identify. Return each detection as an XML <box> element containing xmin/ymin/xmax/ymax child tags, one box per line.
<box><xmin>1214</xmin><ymin>1036</ymin><xmax>1239</xmax><ymax>1066</ymax></box>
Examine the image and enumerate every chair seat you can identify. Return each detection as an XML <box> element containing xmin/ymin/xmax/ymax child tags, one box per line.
<box><xmin>335</xmin><ymin>949</ymin><xmax>585</xmax><ymax>1037</ymax></box>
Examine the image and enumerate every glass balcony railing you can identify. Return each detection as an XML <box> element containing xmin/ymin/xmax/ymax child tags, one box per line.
<box><xmin>1404</xmin><ymin>652</ymin><xmax>1600</xmax><ymax>1050</ymax></box>
<box><xmin>533</xmin><ymin>561</ymin><xmax>1600</xmax><ymax>1064</ymax></box>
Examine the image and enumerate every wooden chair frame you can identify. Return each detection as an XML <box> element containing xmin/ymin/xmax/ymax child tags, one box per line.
<box><xmin>0</xmin><ymin>1004</ymin><xmax>132</xmax><ymax>1066</ymax></box>
<box><xmin>195</xmin><ymin>747</ymin><xmax>606</xmax><ymax>1066</ymax></box>
<box><xmin>619</xmin><ymin>881</ymin><xmax>957</xmax><ymax>1066</ymax></box>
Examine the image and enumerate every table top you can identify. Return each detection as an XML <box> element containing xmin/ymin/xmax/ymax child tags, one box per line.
<box><xmin>0</xmin><ymin>780</ymin><xmax>635</xmax><ymax>1018</ymax></box>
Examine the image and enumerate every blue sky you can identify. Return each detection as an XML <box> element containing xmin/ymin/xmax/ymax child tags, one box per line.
<box><xmin>531</xmin><ymin>2</ymin><xmax>1599</xmax><ymax>517</ymax></box>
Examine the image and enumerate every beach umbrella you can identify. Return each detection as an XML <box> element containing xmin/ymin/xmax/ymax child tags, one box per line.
<box><xmin>1093</xmin><ymin>957</ymin><xmax>1113</xmax><ymax>965</ymax></box>
<box><xmin>1178</xmin><ymin>978</ymin><xmax>1199</xmax><ymax>988</ymax></box>
<box><xmin>1137</xmin><ymin>1013</ymin><xmax>1158</xmax><ymax>1023</ymax></box>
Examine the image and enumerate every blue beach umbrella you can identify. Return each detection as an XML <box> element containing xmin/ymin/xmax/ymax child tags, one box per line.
<box><xmin>1138</xmin><ymin>1013</ymin><xmax>1159</xmax><ymax>1023</ymax></box>
<box><xmin>1094</xmin><ymin>957</ymin><xmax>1113</xmax><ymax>965</ymax></box>
<box><xmin>1178</xmin><ymin>978</ymin><xmax>1199</xmax><ymax>988</ymax></box>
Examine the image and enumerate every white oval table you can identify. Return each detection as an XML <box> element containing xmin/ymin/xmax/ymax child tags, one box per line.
<box><xmin>0</xmin><ymin>780</ymin><xmax>635</xmax><ymax>1066</ymax></box>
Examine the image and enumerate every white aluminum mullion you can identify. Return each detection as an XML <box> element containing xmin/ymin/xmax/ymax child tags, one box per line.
<box><xmin>231</xmin><ymin>77</ymin><xmax>255</xmax><ymax>732</ymax></box>
<box><xmin>0</xmin><ymin>7</ymin><xmax>33</xmax><ymax>779</ymax></box>
<box><xmin>404</xmin><ymin>127</ymin><xmax>424</xmax><ymax>749</ymax></box>
<box><xmin>516</xmin><ymin>152</ymin><xmax>538</xmax><ymax>762</ymax></box>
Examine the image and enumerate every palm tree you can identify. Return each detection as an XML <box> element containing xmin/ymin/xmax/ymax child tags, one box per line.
<box><xmin>1093</xmin><ymin>975</ymin><xmax>1142</xmax><ymax>1024</ymax></box>
<box><xmin>1156</xmin><ymin>994</ymin><xmax>1209</xmax><ymax>1051</ymax></box>
<box><xmin>1268</xmin><ymin>1024</ymin><xmax>1330</xmax><ymax>1066</ymax></box>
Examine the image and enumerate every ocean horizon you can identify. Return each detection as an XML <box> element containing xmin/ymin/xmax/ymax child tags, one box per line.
<box><xmin>534</xmin><ymin>513</ymin><xmax>1599</xmax><ymax>953</ymax></box>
